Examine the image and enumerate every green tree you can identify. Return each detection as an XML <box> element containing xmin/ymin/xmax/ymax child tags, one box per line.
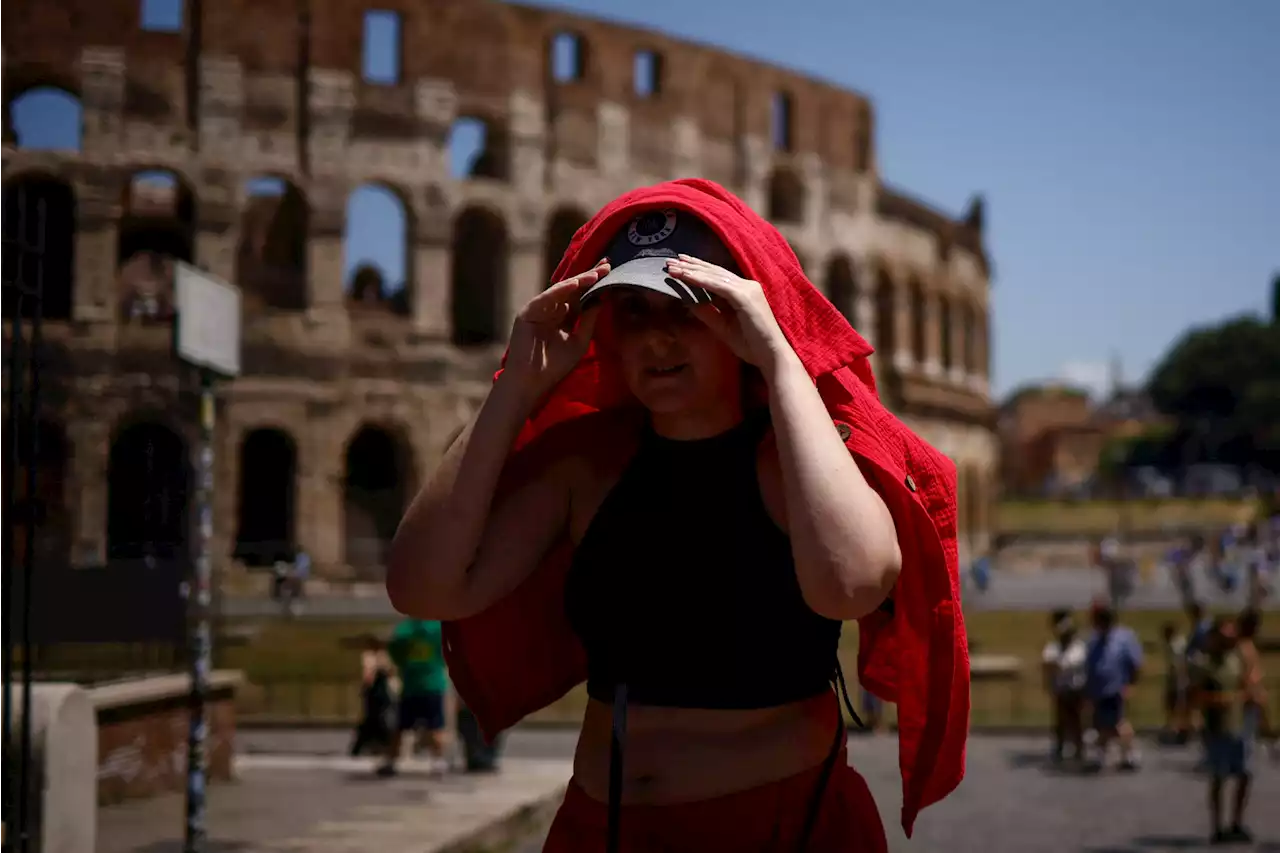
<box><xmin>1146</xmin><ymin>315</ymin><xmax>1280</xmax><ymax>470</ymax></box>
<box><xmin>1270</xmin><ymin>271</ymin><xmax>1280</xmax><ymax>325</ymax></box>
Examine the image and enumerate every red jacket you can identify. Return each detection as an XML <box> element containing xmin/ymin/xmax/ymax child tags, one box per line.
<box><xmin>440</xmin><ymin>178</ymin><xmax>970</xmax><ymax>836</ymax></box>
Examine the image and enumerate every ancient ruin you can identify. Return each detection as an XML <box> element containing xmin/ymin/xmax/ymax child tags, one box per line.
<box><xmin>2</xmin><ymin>0</ymin><xmax>996</xmax><ymax>588</ymax></box>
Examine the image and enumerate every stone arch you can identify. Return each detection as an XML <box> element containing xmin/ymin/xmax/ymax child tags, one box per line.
<box><xmin>7</xmin><ymin>420</ymin><xmax>71</xmax><ymax>569</ymax></box>
<box><xmin>237</xmin><ymin>176</ymin><xmax>309</xmax><ymax>311</ymax></box>
<box><xmin>106</xmin><ymin>420</ymin><xmax>190</xmax><ymax>562</ymax></box>
<box><xmin>767</xmin><ymin>167</ymin><xmax>804</xmax><ymax>224</ymax></box>
<box><xmin>544</xmin><ymin>206</ymin><xmax>589</xmax><ymax>288</ymax></box>
<box><xmin>343</xmin><ymin>182</ymin><xmax>411</xmax><ymax>316</ymax></box>
<box><xmin>2</xmin><ymin>173</ymin><xmax>77</xmax><ymax>320</ymax></box>
<box><xmin>452</xmin><ymin>205</ymin><xmax>508</xmax><ymax>345</ymax></box>
<box><xmin>874</xmin><ymin>270</ymin><xmax>896</xmax><ymax>362</ymax></box>
<box><xmin>824</xmin><ymin>254</ymin><xmax>857</xmax><ymax>327</ymax></box>
<box><xmin>343</xmin><ymin>424</ymin><xmax>416</xmax><ymax>577</ymax></box>
<box><xmin>908</xmin><ymin>278</ymin><xmax>927</xmax><ymax>365</ymax></box>
<box><xmin>234</xmin><ymin>428</ymin><xmax>298</xmax><ymax>567</ymax></box>
<box><xmin>938</xmin><ymin>293</ymin><xmax>954</xmax><ymax>371</ymax></box>
<box><xmin>117</xmin><ymin>169</ymin><xmax>197</xmax><ymax>324</ymax></box>
<box><xmin>963</xmin><ymin>302</ymin><xmax>980</xmax><ymax>375</ymax></box>
<box><xmin>449</xmin><ymin>115</ymin><xmax>510</xmax><ymax>181</ymax></box>
<box><xmin>4</xmin><ymin>84</ymin><xmax>82</xmax><ymax>151</ymax></box>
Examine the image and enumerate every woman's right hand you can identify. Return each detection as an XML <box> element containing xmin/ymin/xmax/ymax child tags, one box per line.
<box><xmin>502</xmin><ymin>259</ymin><xmax>609</xmax><ymax>400</ymax></box>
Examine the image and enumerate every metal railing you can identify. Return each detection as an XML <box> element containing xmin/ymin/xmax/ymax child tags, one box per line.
<box><xmin>232</xmin><ymin>671</ymin><xmax>1280</xmax><ymax>732</ymax></box>
<box><xmin>4</xmin><ymin>182</ymin><xmax>49</xmax><ymax>853</ymax></box>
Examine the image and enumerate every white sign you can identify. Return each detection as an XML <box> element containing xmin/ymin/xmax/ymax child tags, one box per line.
<box><xmin>174</xmin><ymin>262</ymin><xmax>242</xmax><ymax>377</ymax></box>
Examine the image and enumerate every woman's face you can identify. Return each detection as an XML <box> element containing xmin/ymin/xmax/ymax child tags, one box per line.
<box><xmin>601</xmin><ymin>287</ymin><xmax>741</xmax><ymax>414</ymax></box>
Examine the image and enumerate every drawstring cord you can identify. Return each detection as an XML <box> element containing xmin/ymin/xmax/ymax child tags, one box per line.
<box><xmin>605</xmin><ymin>663</ymin><xmax>867</xmax><ymax>853</ymax></box>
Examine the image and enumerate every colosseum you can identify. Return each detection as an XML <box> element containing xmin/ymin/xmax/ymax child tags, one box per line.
<box><xmin>3</xmin><ymin>0</ymin><xmax>996</xmax><ymax>593</ymax></box>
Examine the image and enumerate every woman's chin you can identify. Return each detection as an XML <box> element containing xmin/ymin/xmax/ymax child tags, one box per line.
<box><xmin>634</xmin><ymin>379</ymin><xmax>701</xmax><ymax>414</ymax></box>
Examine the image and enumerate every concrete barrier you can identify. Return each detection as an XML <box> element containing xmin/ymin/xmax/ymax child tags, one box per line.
<box><xmin>7</xmin><ymin>682</ymin><xmax>98</xmax><ymax>853</ymax></box>
<box><xmin>91</xmin><ymin>670</ymin><xmax>243</xmax><ymax>805</ymax></box>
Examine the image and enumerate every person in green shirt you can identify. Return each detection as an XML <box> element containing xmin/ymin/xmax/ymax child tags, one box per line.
<box><xmin>378</xmin><ymin>618</ymin><xmax>450</xmax><ymax>777</ymax></box>
<box><xmin>1188</xmin><ymin>616</ymin><xmax>1253</xmax><ymax>845</ymax></box>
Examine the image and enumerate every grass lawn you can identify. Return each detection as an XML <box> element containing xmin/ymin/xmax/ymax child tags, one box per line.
<box><xmin>216</xmin><ymin>607</ymin><xmax>1280</xmax><ymax>731</ymax></box>
<box><xmin>996</xmin><ymin>498</ymin><xmax>1256</xmax><ymax>537</ymax></box>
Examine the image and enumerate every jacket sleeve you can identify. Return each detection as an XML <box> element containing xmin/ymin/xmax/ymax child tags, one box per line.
<box><xmin>823</xmin><ymin>368</ymin><xmax>971</xmax><ymax>837</ymax></box>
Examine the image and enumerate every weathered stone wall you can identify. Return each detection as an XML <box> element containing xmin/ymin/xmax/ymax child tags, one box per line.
<box><xmin>2</xmin><ymin>0</ymin><xmax>998</xmax><ymax>581</ymax></box>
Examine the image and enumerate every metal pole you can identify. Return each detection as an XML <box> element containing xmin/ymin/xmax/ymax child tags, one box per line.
<box><xmin>184</xmin><ymin>369</ymin><xmax>215</xmax><ymax>853</ymax></box>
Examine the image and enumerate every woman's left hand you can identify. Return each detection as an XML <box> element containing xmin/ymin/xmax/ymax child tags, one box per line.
<box><xmin>664</xmin><ymin>254</ymin><xmax>795</xmax><ymax>373</ymax></box>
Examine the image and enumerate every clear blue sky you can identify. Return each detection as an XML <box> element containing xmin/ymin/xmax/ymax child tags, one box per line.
<box><xmin>10</xmin><ymin>0</ymin><xmax>1278</xmax><ymax>400</ymax></box>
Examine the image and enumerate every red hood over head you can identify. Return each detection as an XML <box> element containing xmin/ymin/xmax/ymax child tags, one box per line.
<box><xmin>443</xmin><ymin>178</ymin><xmax>970</xmax><ymax>836</ymax></box>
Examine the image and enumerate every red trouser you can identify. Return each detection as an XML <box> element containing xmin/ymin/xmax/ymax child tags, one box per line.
<box><xmin>542</xmin><ymin>751</ymin><xmax>888</xmax><ymax>853</ymax></box>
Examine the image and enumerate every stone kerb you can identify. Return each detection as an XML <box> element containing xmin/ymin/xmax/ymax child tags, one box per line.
<box><xmin>7</xmin><ymin>682</ymin><xmax>98</xmax><ymax>853</ymax></box>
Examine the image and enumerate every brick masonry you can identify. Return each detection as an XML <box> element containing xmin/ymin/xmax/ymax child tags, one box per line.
<box><xmin>96</xmin><ymin>681</ymin><xmax>238</xmax><ymax>806</ymax></box>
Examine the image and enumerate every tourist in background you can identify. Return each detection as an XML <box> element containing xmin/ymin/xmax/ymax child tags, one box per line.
<box><xmin>1160</xmin><ymin>620</ymin><xmax>1190</xmax><ymax>744</ymax></box>
<box><xmin>1083</xmin><ymin>602</ymin><xmax>1143</xmax><ymax>771</ymax></box>
<box><xmin>379</xmin><ymin>617</ymin><xmax>451</xmax><ymax>777</ymax></box>
<box><xmin>1042</xmin><ymin>610</ymin><xmax>1088</xmax><ymax>764</ymax></box>
<box><xmin>351</xmin><ymin>633</ymin><xmax>395</xmax><ymax>757</ymax></box>
<box><xmin>1188</xmin><ymin>616</ymin><xmax>1253</xmax><ymax>844</ymax></box>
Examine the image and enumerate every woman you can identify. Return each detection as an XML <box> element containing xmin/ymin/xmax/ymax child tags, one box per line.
<box><xmin>350</xmin><ymin>634</ymin><xmax>395</xmax><ymax>758</ymax></box>
<box><xmin>1041</xmin><ymin>610</ymin><xmax>1087</xmax><ymax>763</ymax></box>
<box><xmin>388</xmin><ymin>181</ymin><xmax>965</xmax><ymax>851</ymax></box>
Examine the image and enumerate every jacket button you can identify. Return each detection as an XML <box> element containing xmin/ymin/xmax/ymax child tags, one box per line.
<box><xmin>905</xmin><ymin>474</ymin><xmax>917</xmax><ymax>493</ymax></box>
<box><xmin>835</xmin><ymin>422</ymin><xmax>852</xmax><ymax>441</ymax></box>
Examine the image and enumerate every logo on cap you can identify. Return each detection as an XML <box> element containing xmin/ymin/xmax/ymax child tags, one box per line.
<box><xmin>626</xmin><ymin>209</ymin><xmax>678</xmax><ymax>246</ymax></box>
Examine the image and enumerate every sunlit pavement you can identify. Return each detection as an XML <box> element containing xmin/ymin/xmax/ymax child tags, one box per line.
<box><xmin>236</xmin><ymin>728</ymin><xmax>1279</xmax><ymax>853</ymax></box>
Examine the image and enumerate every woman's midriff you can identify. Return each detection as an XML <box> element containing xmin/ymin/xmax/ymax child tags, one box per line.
<box><xmin>570</xmin><ymin>691</ymin><xmax>841</xmax><ymax>805</ymax></box>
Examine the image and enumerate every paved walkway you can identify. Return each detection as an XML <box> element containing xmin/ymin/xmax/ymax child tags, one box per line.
<box><xmin>104</xmin><ymin>729</ymin><xmax>1280</xmax><ymax>853</ymax></box>
<box><xmin>97</xmin><ymin>752</ymin><xmax>571</xmax><ymax>853</ymax></box>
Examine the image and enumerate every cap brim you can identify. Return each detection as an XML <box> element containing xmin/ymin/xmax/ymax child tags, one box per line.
<box><xmin>579</xmin><ymin>256</ymin><xmax>712</xmax><ymax>305</ymax></box>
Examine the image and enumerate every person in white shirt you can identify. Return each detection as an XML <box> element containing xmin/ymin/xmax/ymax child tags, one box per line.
<box><xmin>1042</xmin><ymin>610</ymin><xmax>1088</xmax><ymax>764</ymax></box>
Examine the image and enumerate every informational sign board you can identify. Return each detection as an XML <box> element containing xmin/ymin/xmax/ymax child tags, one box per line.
<box><xmin>174</xmin><ymin>262</ymin><xmax>242</xmax><ymax>377</ymax></box>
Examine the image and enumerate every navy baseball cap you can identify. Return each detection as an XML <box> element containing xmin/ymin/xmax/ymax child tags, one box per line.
<box><xmin>579</xmin><ymin>208</ymin><xmax>739</xmax><ymax>306</ymax></box>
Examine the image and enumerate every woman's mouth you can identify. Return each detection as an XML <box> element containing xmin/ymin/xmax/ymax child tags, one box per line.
<box><xmin>644</xmin><ymin>363</ymin><xmax>689</xmax><ymax>378</ymax></box>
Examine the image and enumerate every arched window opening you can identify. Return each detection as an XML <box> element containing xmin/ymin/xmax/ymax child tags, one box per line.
<box><xmin>550</xmin><ymin>32</ymin><xmax>587</xmax><ymax>83</ymax></box>
<box><xmin>2</xmin><ymin>176</ymin><xmax>77</xmax><ymax>320</ymax></box>
<box><xmin>362</xmin><ymin>9</ymin><xmax>402</xmax><ymax>86</ymax></box>
<box><xmin>963</xmin><ymin>304</ymin><xmax>978</xmax><ymax>374</ymax></box>
<box><xmin>449</xmin><ymin>116</ymin><xmax>509</xmax><ymax>181</ymax></box>
<box><xmin>767</xmin><ymin>167</ymin><xmax>804</xmax><ymax>225</ymax></box>
<box><xmin>6</xmin><ymin>421</ymin><xmax>71</xmax><ymax>569</ymax></box>
<box><xmin>825</xmin><ymin>255</ymin><xmax>857</xmax><ymax>327</ymax></box>
<box><xmin>141</xmin><ymin>0</ymin><xmax>184</xmax><ymax>32</ymax></box>
<box><xmin>771</xmin><ymin>92</ymin><xmax>793</xmax><ymax>152</ymax></box>
<box><xmin>544</xmin><ymin>207</ymin><xmax>588</xmax><ymax>288</ymax></box>
<box><xmin>343</xmin><ymin>425</ymin><xmax>413</xmax><ymax>577</ymax></box>
<box><xmin>633</xmin><ymin>51</ymin><xmax>662</xmax><ymax>98</ymax></box>
<box><xmin>107</xmin><ymin>421</ymin><xmax>189</xmax><ymax>563</ymax></box>
<box><xmin>874</xmin><ymin>273</ymin><xmax>896</xmax><ymax>363</ymax></box>
<box><xmin>234</xmin><ymin>429</ymin><xmax>297</xmax><ymax>567</ymax></box>
<box><xmin>343</xmin><ymin>183</ymin><xmax>409</xmax><ymax>315</ymax></box>
<box><xmin>5</xmin><ymin>86</ymin><xmax>82</xmax><ymax>152</ymax></box>
<box><xmin>939</xmin><ymin>295</ymin><xmax>954</xmax><ymax>370</ymax></box>
<box><xmin>909</xmin><ymin>280</ymin><xmax>927</xmax><ymax>366</ymax></box>
<box><xmin>452</xmin><ymin>206</ymin><xmax>508</xmax><ymax>345</ymax></box>
<box><xmin>117</xmin><ymin>170</ymin><xmax>195</xmax><ymax>324</ymax></box>
<box><xmin>237</xmin><ymin>176</ymin><xmax>309</xmax><ymax>311</ymax></box>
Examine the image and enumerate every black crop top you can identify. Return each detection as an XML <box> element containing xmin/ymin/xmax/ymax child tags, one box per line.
<box><xmin>563</xmin><ymin>410</ymin><xmax>843</xmax><ymax>709</ymax></box>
